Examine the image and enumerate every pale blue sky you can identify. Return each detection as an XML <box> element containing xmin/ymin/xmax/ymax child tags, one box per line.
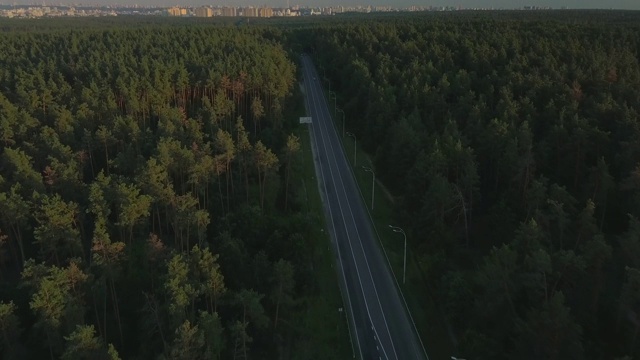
<box><xmin>14</xmin><ymin>0</ymin><xmax>640</xmax><ymax>9</ymax></box>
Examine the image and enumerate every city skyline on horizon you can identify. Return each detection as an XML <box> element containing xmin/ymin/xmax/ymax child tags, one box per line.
<box><xmin>2</xmin><ymin>0</ymin><xmax>639</xmax><ymax>10</ymax></box>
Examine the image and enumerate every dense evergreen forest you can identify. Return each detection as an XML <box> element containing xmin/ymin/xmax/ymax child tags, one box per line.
<box><xmin>2</xmin><ymin>10</ymin><xmax>640</xmax><ymax>360</ymax></box>
<box><xmin>309</xmin><ymin>11</ymin><xmax>640</xmax><ymax>360</ymax></box>
<box><xmin>0</xmin><ymin>24</ymin><xmax>313</xmax><ymax>359</ymax></box>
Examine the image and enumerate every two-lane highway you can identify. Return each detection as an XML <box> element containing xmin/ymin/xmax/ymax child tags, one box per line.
<box><xmin>301</xmin><ymin>54</ymin><xmax>427</xmax><ymax>360</ymax></box>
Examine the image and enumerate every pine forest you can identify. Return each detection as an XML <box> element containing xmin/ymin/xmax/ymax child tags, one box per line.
<box><xmin>0</xmin><ymin>10</ymin><xmax>640</xmax><ymax>360</ymax></box>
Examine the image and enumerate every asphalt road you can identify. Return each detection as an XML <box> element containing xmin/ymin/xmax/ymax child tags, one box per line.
<box><xmin>300</xmin><ymin>54</ymin><xmax>428</xmax><ymax>360</ymax></box>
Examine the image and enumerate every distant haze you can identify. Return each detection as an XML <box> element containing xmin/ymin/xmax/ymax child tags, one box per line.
<box><xmin>6</xmin><ymin>0</ymin><xmax>640</xmax><ymax>10</ymax></box>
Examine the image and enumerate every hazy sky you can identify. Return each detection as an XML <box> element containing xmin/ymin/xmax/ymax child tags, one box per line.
<box><xmin>17</xmin><ymin>0</ymin><xmax>640</xmax><ymax>9</ymax></box>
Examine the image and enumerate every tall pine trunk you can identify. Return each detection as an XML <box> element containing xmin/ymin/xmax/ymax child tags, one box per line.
<box><xmin>110</xmin><ymin>275</ymin><xmax>124</xmax><ymax>345</ymax></box>
<box><xmin>274</xmin><ymin>282</ymin><xmax>282</xmax><ymax>329</ymax></box>
<box><xmin>285</xmin><ymin>163</ymin><xmax>291</xmax><ymax>212</ymax></box>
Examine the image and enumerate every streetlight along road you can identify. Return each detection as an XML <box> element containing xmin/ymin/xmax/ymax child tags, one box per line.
<box><xmin>362</xmin><ymin>166</ymin><xmax>375</xmax><ymax>211</ymax></box>
<box><xmin>346</xmin><ymin>132</ymin><xmax>356</xmax><ymax>166</ymax></box>
<box><xmin>337</xmin><ymin>108</ymin><xmax>345</xmax><ymax>137</ymax></box>
<box><xmin>329</xmin><ymin>91</ymin><xmax>337</xmax><ymax>117</ymax></box>
<box><xmin>388</xmin><ymin>225</ymin><xmax>407</xmax><ymax>285</ymax></box>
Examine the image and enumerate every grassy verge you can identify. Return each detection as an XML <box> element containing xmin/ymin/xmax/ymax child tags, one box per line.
<box><xmin>289</xmin><ymin>118</ymin><xmax>353</xmax><ymax>359</ymax></box>
<box><xmin>320</xmin><ymin>83</ymin><xmax>455</xmax><ymax>358</ymax></box>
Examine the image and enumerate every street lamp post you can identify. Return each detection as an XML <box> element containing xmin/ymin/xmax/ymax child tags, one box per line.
<box><xmin>329</xmin><ymin>91</ymin><xmax>337</xmax><ymax>117</ymax></box>
<box><xmin>331</xmin><ymin>94</ymin><xmax>337</xmax><ymax>117</ymax></box>
<box><xmin>362</xmin><ymin>166</ymin><xmax>375</xmax><ymax>210</ymax></box>
<box><xmin>337</xmin><ymin>109</ymin><xmax>345</xmax><ymax>137</ymax></box>
<box><xmin>346</xmin><ymin>132</ymin><xmax>356</xmax><ymax>166</ymax></box>
<box><xmin>388</xmin><ymin>225</ymin><xmax>407</xmax><ymax>285</ymax></box>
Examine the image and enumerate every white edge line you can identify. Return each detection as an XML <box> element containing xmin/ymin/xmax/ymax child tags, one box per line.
<box><xmin>301</xmin><ymin>56</ymin><xmax>361</xmax><ymax>359</ymax></box>
<box><xmin>313</xmin><ymin>56</ymin><xmax>430</xmax><ymax>360</ymax></box>
<box><xmin>309</xmin><ymin>59</ymin><xmax>399</xmax><ymax>360</ymax></box>
<box><xmin>306</xmin><ymin>56</ymin><xmax>393</xmax><ymax>360</ymax></box>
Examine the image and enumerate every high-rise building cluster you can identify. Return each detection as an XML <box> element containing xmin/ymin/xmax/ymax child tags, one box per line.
<box><xmin>166</xmin><ymin>5</ymin><xmax>283</xmax><ymax>17</ymax></box>
<box><xmin>0</xmin><ymin>4</ymin><xmax>562</xmax><ymax>19</ymax></box>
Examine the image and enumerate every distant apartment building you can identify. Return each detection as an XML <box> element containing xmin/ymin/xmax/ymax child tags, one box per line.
<box><xmin>243</xmin><ymin>6</ymin><xmax>258</xmax><ymax>17</ymax></box>
<box><xmin>195</xmin><ymin>7</ymin><xmax>213</xmax><ymax>17</ymax></box>
<box><xmin>167</xmin><ymin>7</ymin><xmax>186</xmax><ymax>16</ymax></box>
<box><xmin>258</xmin><ymin>7</ymin><xmax>273</xmax><ymax>17</ymax></box>
<box><xmin>221</xmin><ymin>6</ymin><xmax>236</xmax><ymax>16</ymax></box>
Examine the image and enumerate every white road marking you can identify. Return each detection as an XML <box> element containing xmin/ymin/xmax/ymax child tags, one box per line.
<box><xmin>301</xmin><ymin>56</ymin><xmax>362</xmax><ymax>359</ymax></box>
<box><xmin>304</xmin><ymin>55</ymin><xmax>397</xmax><ymax>360</ymax></box>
